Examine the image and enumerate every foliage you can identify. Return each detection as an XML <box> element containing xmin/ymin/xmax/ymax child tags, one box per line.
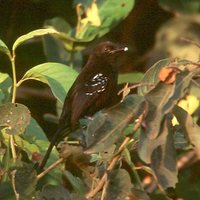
<box><xmin>0</xmin><ymin>1</ymin><xmax>200</xmax><ymax>200</ymax></box>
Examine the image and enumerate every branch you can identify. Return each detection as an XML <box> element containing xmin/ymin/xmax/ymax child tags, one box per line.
<box><xmin>36</xmin><ymin>158</ymin><xmax>64</xmax><ymax>180</ymax></box>
<box><xmin>85</xmin><ymin>113</ymin><xmax>144</xmax><ymax>199</ymax></box>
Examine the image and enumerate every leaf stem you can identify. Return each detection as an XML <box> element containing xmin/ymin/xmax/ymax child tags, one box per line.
<box><xmin>10</xmin><ymin>53</ymin><xmax>17</xmax><ymax>103</ymax></box>
<box><xmin>9</xmin><ymin>51</ymin><xmax>17</xmax><ymax>161</ymax></box>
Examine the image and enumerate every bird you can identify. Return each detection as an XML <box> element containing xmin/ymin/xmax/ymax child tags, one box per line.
<box><xmin>38</xmin><ymin>41</ymin><xmax>128</xmax><ymax>171</ymax></box>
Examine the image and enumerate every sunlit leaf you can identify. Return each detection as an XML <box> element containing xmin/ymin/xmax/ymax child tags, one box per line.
<box><xmin>0</xmin><ymin>103</ymin><xmax>30</xmax><ymax>135</ymax></box>
<box><xmin>12</xmin><ymin>28</ymin><xmax>58</xmax><ymax>51</ymax></box>
<box><xmin>0</xmin><ymin>73</ymin><xmax>12</xmax><ymax>104</ymax></box>
<box><xmin>19</xmin><ymin>62</ymin><xmax>78</xmax><ymax>103</ymax></box>
<box><xmin>74</xmin><ymin>0</ymin><xmax>135</xmax><ymax>40</ymax></box>
<box><xmin>0</xmin><ymin>39</ymin><xmax>10</xmax><ymax>57</ymax></box>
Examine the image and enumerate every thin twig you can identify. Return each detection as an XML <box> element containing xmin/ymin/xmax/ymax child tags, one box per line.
<box><xmin>10</xmin><ymin>135</ymin><xmax>17</xmax><ymax>161</ymax></box>
<box><xmin>85</xmin><ymin>113</ymin><xmax>144</xmax><ymax>199</ymax></box>
<box><xmin>118</xmin><ymin>83</ymin><xmax>155</xmax><ymax>96</ymax></box>
<box><xmin>11</xmin><ymin>169</ymin><xmax>19</xmax><ymax>200</ymax></box>
<box><xmin>36</xmin><ymin>158</ymin><xmax>64</xmax><ymax>180</ymax></box>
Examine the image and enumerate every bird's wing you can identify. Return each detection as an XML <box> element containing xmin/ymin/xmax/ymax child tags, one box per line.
<box><xmin>70</xmin><ymin>73</ymin><xmax>109</xmax><ymax>127</ymax></box>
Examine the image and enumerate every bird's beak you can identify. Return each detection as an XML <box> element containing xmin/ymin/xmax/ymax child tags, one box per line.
<box><xmin>110</xmin><ymin>46</ymin><xmax>128</xmax><ymax>54</ymax></box>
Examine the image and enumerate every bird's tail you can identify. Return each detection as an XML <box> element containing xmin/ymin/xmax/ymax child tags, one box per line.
<box><xmin>38</xmin><ymin>126</ymin><xmax>70</xmax><ymax>172</ymax></box>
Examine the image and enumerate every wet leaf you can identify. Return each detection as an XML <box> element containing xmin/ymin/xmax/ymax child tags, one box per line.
<box><xmin>0</xmin><ymin>103</ymin><xmax>31</xmax><ymax>135</ymax></box>
<box><xmin>85</xmin><ymin>95</ymin><xmax>144</xmax><ymax>154</ymax></box>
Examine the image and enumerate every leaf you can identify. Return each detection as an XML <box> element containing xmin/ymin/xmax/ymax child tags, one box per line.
<box><xmin>173</xmin><ymin>105</ymin><xmax>200</xmax><ymax>158</ymax></box>
<box><xmin>63</xmin><ymin>170</ymin><xmax>86</xmax><ymax>194</ymax></box>
<box><xmin>23</xmin><ymin>117</ymin><xmax>60</xmax><ymax>167</ymax></box>
<box><xmin>0</xmin><ymin>73</ymin><xmax>12</xmax><ymax>104</ymax></box>
<box><xmin>118</xmin><ymin>72</ymin><xmax>144</xmax><ymax>84</ymax></box>
<box><xmin>38</xmin><ymin>184</ymin><xmax>71</xmax><ymax>200</ymax></box>
<box><xmin>151</xmin><ymin>118</ymin><xmax>178</xmax><ymax>189</ymax></box>
<box><xmin>0</xmin><ymin>103</ymin><xmax>31</xmax><ymax>135</ymax></box>
<box><xmin>78</xmin><ymin>0</ymin><xmax>101</xmax><ymax>28</ymax></box>
<box><xmin>74</xmin><ymin>0</ymin><xmax>135</xmax><ymax>40</ymax></box>
<box><xmin>19</xmin><ymin>62</ymin><xmax>78</xmax><ymax>104</ymax></box>
<box><xmin>12</xmin><ymin>28</ymin><xmax>58</xmax><ymax>51</ymax></box>
<box><xmin>14</xmin><ymin>135</ymin><xmax>40</xmax><ymax>160</ymax></box>
<box><xmin>138</xmin><ymin>59</ymin><xmax>171</xmax><ymax>96</ymax></box>
<box><xmin>85</xmin><ymin>95</ymin><xmax>144</xmax><ymax>154</ymax></box>
<box><xmin>129</xmin><ymin>188</ymin><xmax>151</xmax><ymax>200</ymax></box>
<box><xmin>0</xmin><ymin>39</ymin><xmax>10</xmax><ymax>57</ymax></box>
<box><xmin>105</xmin><ymin>169</ymin><xmax>133</xmax><ymax>200</ymax></box>
<box><xmin>11</xmin><ymin>162</ymin><xmax>37</xmax><ymax>198</ymax></box>
<box><xmin>144</xmin><ymin>70</ymin><xmax>196</xmax><ymax>140</ymax></box>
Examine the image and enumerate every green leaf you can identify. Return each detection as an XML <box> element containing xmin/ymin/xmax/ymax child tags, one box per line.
<box><xmin>173</xmin><ymin>105</ymin><xmax>200</xmax><ymax>158</ymax></box>
<box><xmin>15</xmin><ymin>135</ymin><xmax>40</xmax><ymax>160</ymax></box>
<box><xmin>118</xmin><ymin>72</ymin><xmax>144</xmax><ymax>84</ymax></box>
<box><xmin>0</xmin><ymin>73</ymin><xmax>12</xmax><ymax>104</ymax></box>
<box><xmin>63</xmin><ymin>170</ymin><xmax>86</xmax><ymax>194</ymax></box>
<box><xmin>38</xmin><ymin>185</ymin><xmax>71</xmax><ymax>200</ymax></box>
<box><xmin>0</xmin><ymin>103</ymin><xmax>31</xmax><ymax>135</ymax></box>
<box><xmin>10</xmin><ymin>162</ymin><xmax>37</xmax><ymax>198</ymax></box>
<box><xmin>105</xmin><ymin>169</ymin><xmax>133</xmax><ymax>200</ymax></box>
<box><xmin>74</xmin><ymin>0</ymin><xmax>135</xmax><ymax>40</ymax></box>
<box><xmin>19</xmin><ymin>62</ymin><xmax>78</xmax><ymax>104</ymax></box>
<box><xmin>23</xmin><ymin>117</ymin><xmax>59</xmax><ymax>166</ymax></box>
<box><xmin>12</xmin><ymin>28</ymin><xmax>58</xmax><ymax>52</ymax></box>
<box><xmin>85</xmin><ymin>95</ymin><xmax>144</xmax><ymax>154</ymax></box>
<box><xmin>138</xmin><ymin>58</ymin><xmax>170</xmax><ymax>96</ymax></box>
<box><xmin>0</xmin><ymin>39</ymin><xmax>10</xmax><ymax>57</ymax></box>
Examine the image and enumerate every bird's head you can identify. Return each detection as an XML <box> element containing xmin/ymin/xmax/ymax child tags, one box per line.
<box><xmin>92</xmin><ymin>41</ymin><xmax>128</xmax><ymax>62</ymax></box>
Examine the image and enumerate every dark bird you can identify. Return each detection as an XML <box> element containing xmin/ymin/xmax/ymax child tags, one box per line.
<box><xmin>38</xmin><ymin>41</ymin><xmax>128</xmax><ymax>171</ymax></box>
